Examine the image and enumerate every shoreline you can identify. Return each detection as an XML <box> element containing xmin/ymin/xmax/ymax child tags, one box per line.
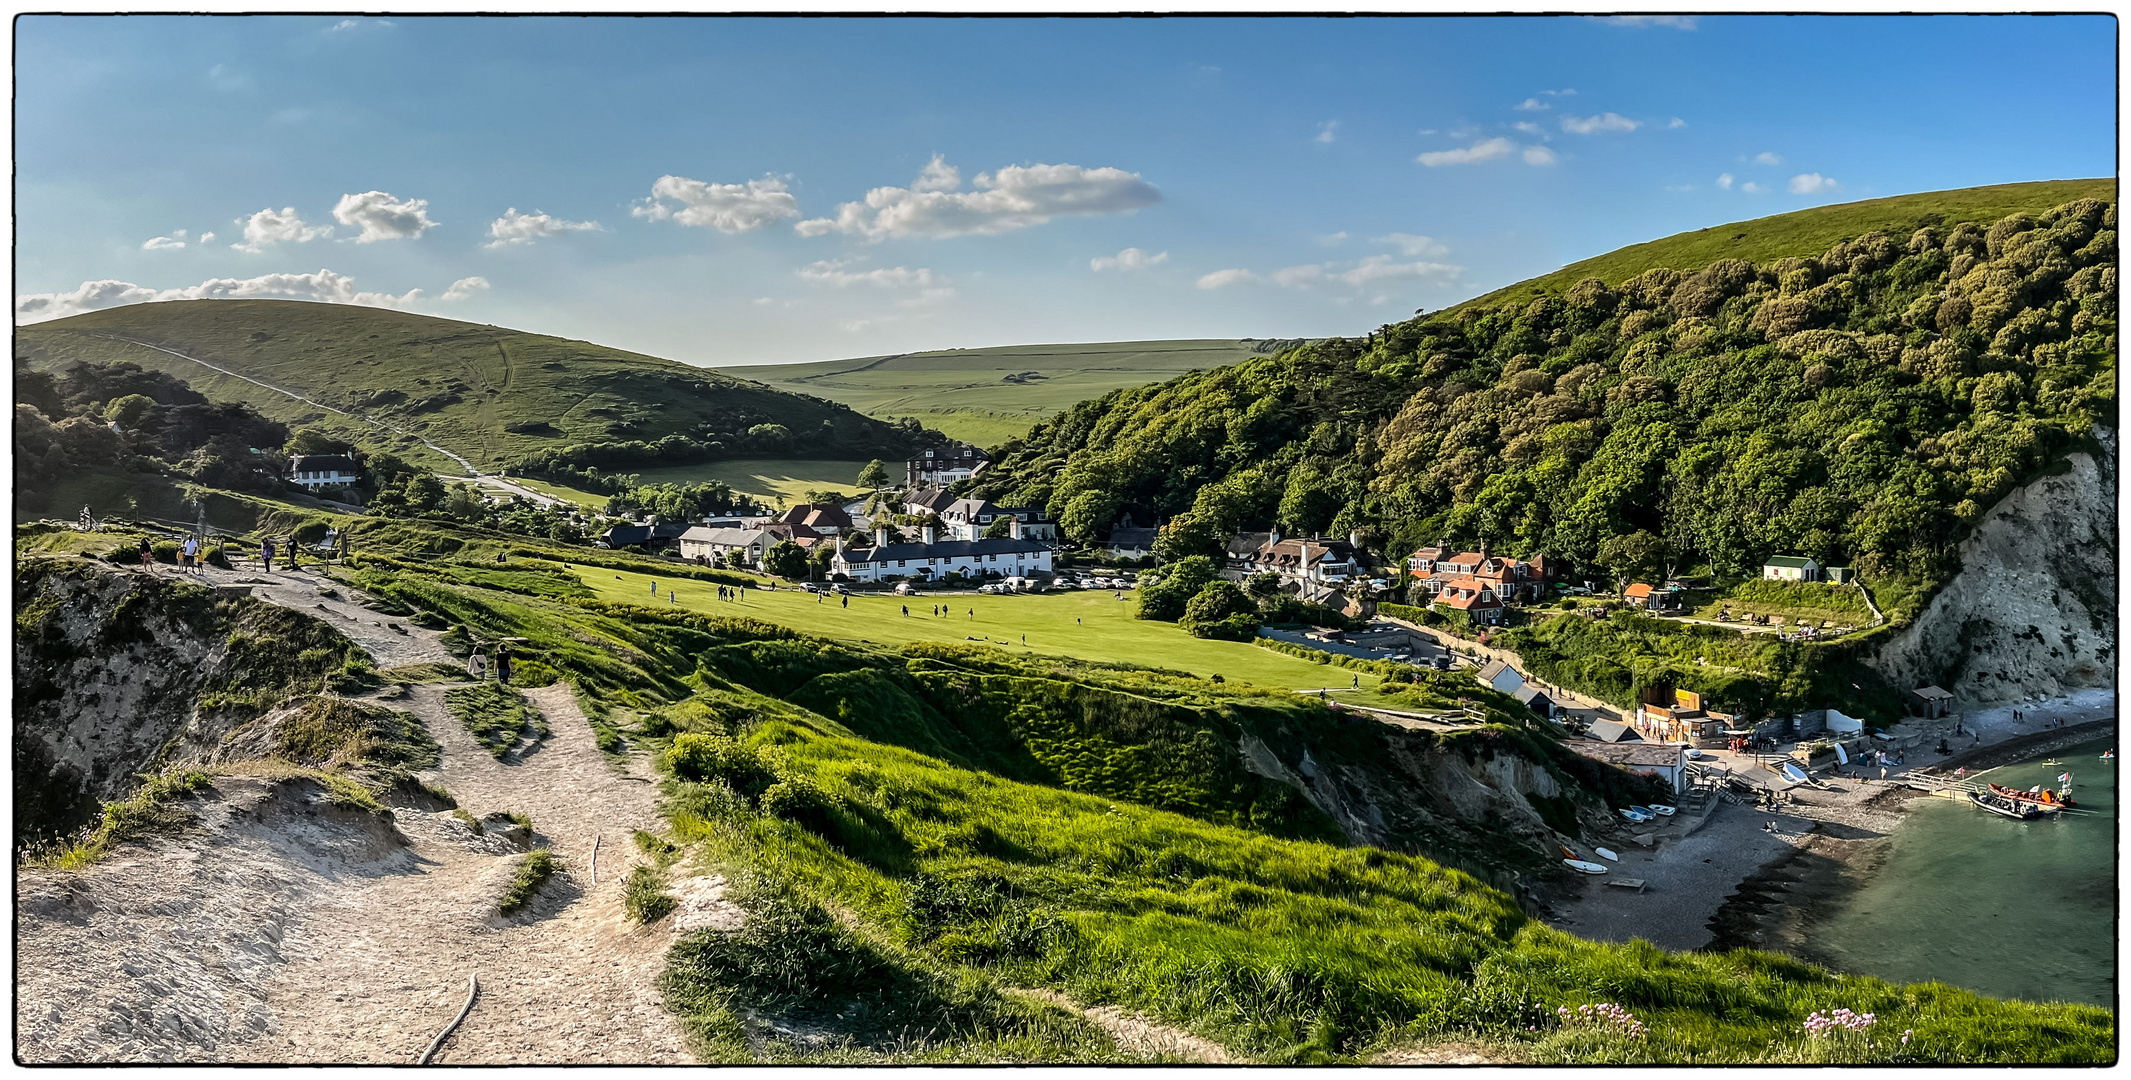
<box><xmin>1541</xmin><ymin>688</ymin><xmax>2115</xmax><ymax>960</ymax></box>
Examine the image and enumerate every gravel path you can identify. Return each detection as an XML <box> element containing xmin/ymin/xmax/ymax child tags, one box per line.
<box><xmin>230</xmin><ymin>682</ymin><xmax>698</xmax><ymax>1064</ymax></box>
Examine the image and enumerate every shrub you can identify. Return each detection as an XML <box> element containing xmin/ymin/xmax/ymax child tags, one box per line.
<box><xmin>665</xmin><ymin>733</ymin><xmax>779</xmax><ymax>798</ymax></box>
<box><xmin>203</xmin><ymin>545</ymin><xmax>233</xmax><ymax>570</ymax></box>
<box><xmin>1189</xmin><ymin>612</ymin><xmax>1261</xmax><ymax>641</ymax></box>
<box><xmin>760</xmin><ymin>776</ymin><xmax>837</xmax><ymax>833</ymax></box>
<box><xmin>151</xmin><ymin>541</ymin><xmax>181</xmax><ymax>564</ymax></box>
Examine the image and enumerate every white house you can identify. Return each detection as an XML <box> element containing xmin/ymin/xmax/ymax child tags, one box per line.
<box><xmin>832</xmin><ymin>522</ymin><xmax>1055</xmax><ymax>583</ymax></box>
<box><xmin>288</xmin><ymin>454</ymin><xmax>360</xmax><ymax>491</ymax></box>
<box><xmin>1762</xmin><ymin>555</ymin><xmax>1822</xmax><ymax>582</ymax></box>
<box><xmin>1571</xmin><ymin>742</ymin><xmax>1689</xmax><ymax>795</ymax></box>
<box><xmin>905</xmin><ymin>444</ymin><xmax>990</xmax><ymax>488</ymax></box>
<box><xmin>680</xmin><ymin>526</ymin><xmax>771</xmax><ymax>568</ymax></box>
<box><xmin>940</xmin><ymin>498</ymin><xmax>1060</xmax><ymax>541</ymax></box>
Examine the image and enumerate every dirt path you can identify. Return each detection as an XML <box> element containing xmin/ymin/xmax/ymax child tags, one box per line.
<box><xmin>182</xmin><ymin>562</ymin><xmax>457</xmax><ymax>670</ymax></box>
<box><xmin>18</xmin><ymin>565</ymin><xmax>711</xmax><ymax>1064</ymax></box>
<box><xmin>1005</xmin><ymin>988</ymin><xmax>1238</xmax><ymax>1063</ymax></box>
<box><xmin>230</xmin><ymin>683</ymin><xmax>695</xmax><ymax>1063</ymax></box>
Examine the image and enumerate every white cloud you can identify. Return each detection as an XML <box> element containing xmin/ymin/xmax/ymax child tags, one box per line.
<box><xmin>1741</xmin><ymin>181</ymin><xmax>1768</xmax><ymax>194</ymax></box>
<box><xmin>231</xmin><ymin>207</ymin><xmax>332</xmax><ymax>253</ymax></box>
<box><xmin>332</xmin><ymin>191</ymin><xmax>437</xmax><ymax>243</ymax></box>
<box><xmin>1315</xmin><ymin>120</ymin><xmax>1339</xmax><ymax>144</ymax></box>
<box><xmin>1789</xmin><ymin>172</ymin><xmax>1839</xmax><ymax>194</ymax></box>
<box><xmin>328</xmin><ymin>17</ymin><xmax>392</xmax><ymax>31</ymax></box>
<box><xmin>16</xmin><ymin>269</ymin><xmax>422</xmax><ymax>324</ymax></box>
<box><xmin>1561</xmin><ymin>112</ymin><xmax>1641</xmax><ymax>135</ymax></box>
<box><xmin>1196</xmin><ymin>269</ymin><xmax>1258</xmax><ymax>290</ymax></box>
<box><xmin>1716</xmin><ymin>173</ymin><xmax>1734</xmax><ymax>190</ymax></box>
<box><xmin>1599</xmin><ymin>15</ymin><xmax>1699</xmax><ymax>28</ymax></box>
<box><xmin>442</xmin><ymin>276</ymin><xmax>490</xmax><ymax>301</ymax></box>
<box><xmin>1374</xmin><ymin>233</ymin><xmax>1449</xmax><ymax>258</ymax></box>
<box><xmin>634</xmin><ymin>175</ymin><xmax>801</xmax><ymax>233</ymax></box>
<box><xmin>911</xmin><ymin>155</ymin><xmax>960</xmax><ymax>193</ymax></box>
<box><xmin>1417</xmin><ymin>137</ymin><xmax>1516</xmax><ymax>167</ymax></box>
<box><xmin>797</xmin><ymin>259</ymin><xmax>943</xmax><ymax>288</ymax></box>
<box><xmin>485</xmin><ymin>208</ymin><xmax>602</xmax><ymax>248</ymax></box>
<box><xmin>1542</xmin><ymin>88</ymin><xmax>1578</xmax><ymax>97</ymax></box>
<box><xmin>197</xmin><ymin>231</ymin><xmax>214</xmax><ymax>244</ymax></box>
<box><xmin>1523</xmin><ymin>145</ymin><xmax>1559</xmax><ymax>166</ymax></box>
<box><xmin>1315</xmin><ymin>231</ymin><xmax>1350</xmax><ymax>246</ymax></box>
<box><xmin>1515</xmin><ymin>98</ymin><xmax>1549</xmax><ymax>111</ymax></box>
<box><xmin>1664</xmin><ymin>184</ymin><xmax>1696</xmax><ymax>192</ymax></box>
<box><xmin>142</xmin><ymin>230</ymin><xmax>188</xmax><ymax>251</ymax></box>
<box><xmin>1755</xmin><ymin>151</ymin><xmax>1784</xmax><ymax>165</ymax></box>
<box><xmin>1513</xmin><ymin>121</ymin><xmax>1545</xmax><ymax>135</ymax></box>
<box><xmin>1668</xmin><ymin>117</ymin><xmax>1687</xmax><ymax>128</ymax></box>
<box><xmin>1415</xmin><ymin>128</ymin><xmax>1439</xmax><ymax>136</ymax></box>
<box><xmin>1271</xmin><ymin>254</ymin><xmax>1463</xmax><ymax>290</ymax></box>
<box><xmin>795</xmin><ymin>160</ymin><xmax>1162</xmax><ymax>240</ymax></box>
<box><xmin>1090</xmin><ymin>247</ymin><xmax>1169</xmax><ymax>272</ymax></box>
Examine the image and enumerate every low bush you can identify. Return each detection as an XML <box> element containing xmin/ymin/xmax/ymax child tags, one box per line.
<box><xmin>444</xmin><ymin>683</ymin><xmax>539</xmax><ymax>758</ymax></box>
<box><xmin>498</xmin><ymin>849</ymin><xmax>556</xmax><ymax>914</ymax></box>
<box><xmin>625</xmin><ymin>863</ymin><xmax>678</xmax><ymax>924</ymax></box>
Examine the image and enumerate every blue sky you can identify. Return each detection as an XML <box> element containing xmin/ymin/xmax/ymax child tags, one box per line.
<box><xmin>15</xmin><ymin>14</ymin><xmax>2117</xmax><ymax>367</ymax></box>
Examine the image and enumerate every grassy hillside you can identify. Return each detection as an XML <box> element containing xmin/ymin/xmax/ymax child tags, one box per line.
<box><xmin>719</xmin><ymin>339</ymin><xmax>1298</xmax><ymax>445</ymax></box>
<box><xmin>44</xmin><ymin>510</ymin><xmax>2096</xmax><ymax>1063</ymax></box>
<box><xmin>1459</xmin><ymin>178</ymin><xmax>2116</xmax><ymax>312</ymax></box>
<box><xmin>14</xmin><ymin>300</ymin><xmax>923</xmax><ymax>474</ymax></box>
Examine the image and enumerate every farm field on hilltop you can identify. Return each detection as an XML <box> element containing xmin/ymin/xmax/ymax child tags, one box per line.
<box><xmin>717</xmin><ymin>339</ymin><xmax>1295</xmax><ymax>445</ymax></box>
<box><xmin>569</xmin><ymin>566</ymin><xmax>1404</xmax><ymax>703</ymax></box>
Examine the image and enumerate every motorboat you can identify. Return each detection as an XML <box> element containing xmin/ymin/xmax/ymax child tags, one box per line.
<box><xmin>1594</xmin><ymin>847</ymin><xmax>1620</xmax><ymax>861</ymax></box>
<box><xmin>1969</xmin><ymin>789</ymin><xmax>2048</xmax><ymax>820</ymax></box>
<box><xmin>1988</xmin><ymin>783</ymin><xmax>2075</xmax><ymax>811</ymax></box>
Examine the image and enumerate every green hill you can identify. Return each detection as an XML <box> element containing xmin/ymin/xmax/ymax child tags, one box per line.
<box><xmin>1459</xmin><ymin>178</ymin><xmax>2116</xmax><ymax>312</ymax></box>
<box><xmin>14</xmin><ymin>300</ymin><xmax>925</xmax><ymax>475</ymax></box>
<box><xmin>718</xmin><ymin>338</ymin><xmax>1298</xmax><ymax>445</ymax></box>
<box><xmin>971</xmin><ymin>184</ymin><xmax>2117</xmax><ymax>718</ymax></box>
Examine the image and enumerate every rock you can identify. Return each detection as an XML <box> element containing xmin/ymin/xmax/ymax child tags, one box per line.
<box><xmin>479</xmin><ymin>813</ymin><xmax>532</xmax><ymax>849</ymax></box>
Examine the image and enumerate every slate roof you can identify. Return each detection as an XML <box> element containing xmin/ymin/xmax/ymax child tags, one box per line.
<box><xmin>839</xmin><ymin>537</ymin><xmax>1054</xmax><ymax>564</ymax></box>
<box><xmin>1764</xmin><ymin>555</ymin><xmax>1817</xmax><ymax>569</ymax></box>
<box><xmin>1575</xmin><ymin>742</ymin><xmax>1685</xmax><ymax>769</ymax></box>
<box><xmin>1585</xmin><ymin>719</ymin><xmax>1641</xmax><ymax>743</ymax></box>
<box><xmin>680</xmin><ymin>526</ymin><xmax>770</xmax><ymax>546</ymax></box>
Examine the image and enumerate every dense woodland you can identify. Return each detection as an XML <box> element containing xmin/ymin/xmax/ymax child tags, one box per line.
<box><xmin>972</xmin><ymin>199</ymin><xmax>2117</xmax><ymax>593</ymax></box>
<box><xmin>14</xmin><ymin>360</ymin><xmax>292</xmax><ymax>509</ymax></box>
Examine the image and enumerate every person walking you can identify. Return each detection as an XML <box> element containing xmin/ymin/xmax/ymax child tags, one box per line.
<box><xmin>285</xmin><ymin>535</ymin><xmax>302</xmax><ymax>572</ymax></box>
<box><xmin>495</xmin><ymin>641</ymin><xmax>514</xmax><ymax>685</ymax></box>
<box><xmin>260</xmin><ymin>537</ymin><xmax>275</xmax><ymax>574</ymax></box>
<box><xmin>841</xmin><ymin>594</ymin><xmax>848</xmax><ymax>609</ymax></box>
<box><xmin>180</xmin><ymin>535</ymin><xmax>199</xmax><ymax>572</ymax></box>
<box><xmin>902</xmin><ymin>605</ymin><xmax>909</xmax><ymax>617</ymax></box>
<box><xmin>468</xmin><ymin>649</ymin><xmax>488</xmax><ymax>682</ymax></box>
<box><xmin>138</xmin><ymin>535</ymin><xmax>156</xmax><ymax>571</ymax></box>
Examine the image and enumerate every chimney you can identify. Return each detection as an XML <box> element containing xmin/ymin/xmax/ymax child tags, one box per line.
<box><xmin>1269</xmin><ymin>524</ymin><xmax>1282</xmax><ymax>546</ymax></box>
<box><xmin>1479</xmin><ymin>539</ymin><xmax>1489</xmax><ymax>560</ymax></box>
<box><xmin>1299</xmin><ymin>539</ymin><xmax>1310</xmax><ymax>578</ymax></box>
<box><xmin>1348</xmin><ymin>529</ymin><xmax>1363</xmax><ymax>551</ymax></box>
<box><xmin>922</xmin><ymin>524</ymin><xmax>937</xmax><ymax>546</ymax></box>
<box><xmin>875</xmin><ymin>523</ymin><xmax>889</xmax><ymax>548</ymax></box>
<box><xmin>1008</xmin><ymin>515</ymin><xmax>1022</xmax><ymax>540</ymax></box>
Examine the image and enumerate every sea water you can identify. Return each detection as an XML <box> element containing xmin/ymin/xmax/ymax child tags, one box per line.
<box><xmin>1801</xmin><ymin>737</ymin><xmax>2116</xmax><ymax>1007</ymax></box>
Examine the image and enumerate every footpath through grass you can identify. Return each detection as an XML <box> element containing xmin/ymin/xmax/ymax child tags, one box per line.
<box><xmin>569</xmin><ymin>566</ymin><xmax>1397</xmax><ymax>701</ymax></box>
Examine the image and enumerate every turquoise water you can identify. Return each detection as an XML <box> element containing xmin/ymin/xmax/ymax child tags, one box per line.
<box><xmin>1802</xmin><ymin>738</ymin><xmax>2116</xmax><ymax>1006</ymax></box>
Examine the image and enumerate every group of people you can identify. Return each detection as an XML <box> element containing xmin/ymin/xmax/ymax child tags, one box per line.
<box><xmin>467</xmin><ymin>640</ymin><xmax>515</xmax><ymax>683</ymax></box>
<box><xmin>139</xmin><ymin>532</ymin><xmax>316</xmax><ymax>574</ymax></box>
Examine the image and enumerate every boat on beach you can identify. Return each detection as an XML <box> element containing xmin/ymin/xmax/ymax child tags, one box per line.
<box><xmin>1969</xmin><ymin>789</ymin><xmax>2049</xmax><ymax>820</ymax></box>
<box><xmin>1563</xmin><ymin>858</ymin><xmax>1608</xmax><ymax>875</ymax></box>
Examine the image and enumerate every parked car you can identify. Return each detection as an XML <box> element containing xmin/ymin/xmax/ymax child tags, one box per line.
<box><xmin>800</xmin><ymin>582</ymin><xmax>822</xmax><ymax>593</ymax></box>
<box><xmin>894</xmin><ymin>582</ymin><xmax>915</xmax><ymax>595</ymax></box>
<box><xmin>829</xmin><ymin>583</ymin><xmax>849</xmax><ymax>595</ymax></box>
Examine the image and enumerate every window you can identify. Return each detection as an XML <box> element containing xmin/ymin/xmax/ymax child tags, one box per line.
<box><xmin>897</xmin><ymin>560</ymin><xmax>906</xmax><ymax>568</ymax></box>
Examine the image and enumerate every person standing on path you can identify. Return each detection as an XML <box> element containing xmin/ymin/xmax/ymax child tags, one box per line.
<box><xmin>285</xmin><ymin>535</ymin><xmax>302</xmax><ymax>572</ymax></box>
<box><xmin>495</xmin><ymin>642</ymin><xmax>514</xmax><ymax>685</ymax></box>
<box><xmin>181</xmin><ymin>536</ymin><xmax>199</xmax><ymax>572</ymax></box>
<box><xmin>138</xmin><ymin>536</ymin><xmax>156</xmax><ymax>571</ymax></box>
<box><xmin>469</xmin><ymin>650</ymin><xmax>488</xmax><ymax>682</ymax></box>
<box><xmin>260</xmin><ymin>537</ymin><xmax>275</xmax><ymax>574</ymax></box>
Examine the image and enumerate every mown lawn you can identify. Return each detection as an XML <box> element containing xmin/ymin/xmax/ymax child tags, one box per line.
<box><xmin>568</xmin><ymin>566</ymin><xmax>1398</xmax><ymax>700</ymax></box>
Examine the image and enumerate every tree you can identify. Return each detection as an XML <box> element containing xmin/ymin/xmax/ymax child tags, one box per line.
<box><xmin>802</xmin><ymin>489</ymin><xmax>848</xmax><ymax>506</ymax></box>
<box><xmin>1153</xmin><ymin>513</ymin><xmax>1225</xmax><ymax>563</ymax></box>
<box><xmin>1597</xmin><ymin>529</ymin><xmax>1667</xmax><ymax>586</ymax></box>
<box><xmin>763</xmin><ymin>540</ymin><xmax>810</xmax><ymax>580</ymax></box>
<box><xmin>722</xmin><ymin>549</ymin><xmax>749</xmax><ymax>571</ymax></box>
<box><xmin>104</xmin><ymin>394</ymin><xmax>156</xmax><ymax>429</ymax></box>
<box><xmin>1056</xmin><ymin>489</ymin><xmax>1121</xmax><ymax>544</ymax></box>
<box><xmin>1246</xmin><ymin>573</ymin><xmax>1284</xmax><ymax>600</ymax></box>
<box><xmin>444</xmin><ymin>483</ymin><xmax>486</xmax><ymax>522</ymax></box>
<box><xmin>1135</xmin><ymin>555</ymin><xmax>1218</xmax><ymax>621</ymax></box>
<box><xmin>404</xmin><ymin>473</ymin><xmax>447</xmax><ymax>513</ymax></box>
<box><xmin>857</xmin><ymin>459</ymin><xmax>890</xmax><ymax>489</ymax></box>
<box><xmin>284</xmin><ymin>427</ymin><xmax>350</xmax><ymax>457</ymax></box>
<box><xmin>983</xmin><ymin>515</ymin><xmax>1017</xmax><ymax>539</ymax></box>
<box><xmin>1183</xmin><ymin>580</ymin><xmax>1255</xmax><ymax>624</ymax></box>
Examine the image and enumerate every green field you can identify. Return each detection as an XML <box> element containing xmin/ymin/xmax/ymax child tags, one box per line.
<box><xmin>1455</xmin><ymin>178</ymin><xmax>2117</xmax><ymax>311</ymax></box>
<box><xmin>572</xmin><ymin>567</ymin><xmax>1404</xmax><ymax>704</ymax></box>
<box><xmin>520</xmin><ymin>457</ymin><xmax>879</xmax><ymax>508</ymax></box>
<box><xmin>15</xmin><ymin>300</ymin><xmax>914</xmax><ymax>472</ymax></box>
<box><xmin>718</xmin><ymin>339</ymin><xmax>1297</xmax><ymax>445</ymax></box>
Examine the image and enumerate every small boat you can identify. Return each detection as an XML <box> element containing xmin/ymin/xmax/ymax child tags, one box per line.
<box><xmin>1629</xmin><ymin>805</ymin><xmax>1658</xmax><ymax>819</ymax></box>
<box><xmin>1595</xmin><ymin>847</ymin><xmax>1620</xmax><ymax>862</ymax></box>
<box><xmin>1563</xmin><ymin>859</ymin><xmax>1608</xmax><ymax>875</ymax></box>
<box><xmin>1781</xmin><ymin>762</ymin><xmax>1810</xmax><ymax>784</ymax></box>
<box><xmin>2102</xmin><ymin>750</ymin><xmax>2116</xmax><ymax>761</ymax></box>
<box><xmin>1988</xmin><ymin>783</ymin><xmax>2074</xmax><ymax>811</ymax></box>
<box><xmin>1648</xmin><ymin>804</ymin><xmax>1677</xmax><ymax>817</ymax></box>
<box><xmin>1618</xmin><ymin>808</ymin><xmax>1651</xmax><ymax>823</ymax></box>
<box><xmin>1970</xmin><ymin>789</ymin><xmax>2048</xmax><ymax>820</ymax></box>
